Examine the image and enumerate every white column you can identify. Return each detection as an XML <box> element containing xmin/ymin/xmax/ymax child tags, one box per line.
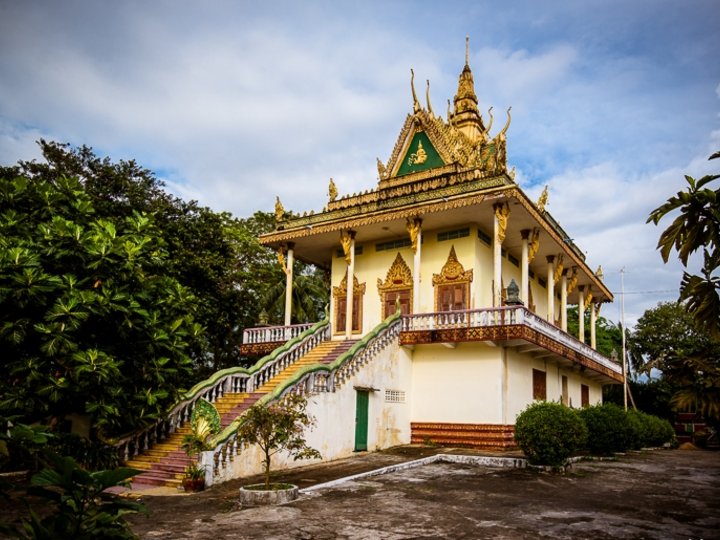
<box><xmin>413</xmin><ymin>228</ymin><xmax>422</xmax><ymax>313</ymax></box>
<box><xmin>560</xmin><ymin>271</ymin><xmax>568</xmax><ymax>332</ymax></box>
<box><xmin>345</xmin><ymin>232</ymin><xmax>356</xmax><ymax>339</ymax></box>
<box><xmin>578</xmin><ymin>286</ymin><xmax>585</xmax><ymax>343</ymax></box>
<box><xmin>284</xmin><ymin>243</ymin><xmax>294</xmax><ymax>326</ymax></box>
<box><xmin>590</xmin><ymin>303</ymin><xmax>597</xmax><ymax>350</ymax></box>
<box><xmin>493</xmin><ymin>205</ymin><xmax>503</xmax><ymax>307</ymax></box>
<box><xmin>546</xmin><ymin>255</ymin><xmax>555</xmax><ymax>323</ymax></box>
<box><xmin>520</xmin><ymin>229</ymin><xmax>530</xmax><ymax>305</ymax></box>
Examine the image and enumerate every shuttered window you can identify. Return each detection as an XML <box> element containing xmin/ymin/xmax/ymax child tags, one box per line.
<box><xmin>532</xmin><ymin>369</ymin><xmax>547</xmax><ymax>401</ymax></box>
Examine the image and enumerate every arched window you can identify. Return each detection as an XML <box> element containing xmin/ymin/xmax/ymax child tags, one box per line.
<box><xmin>432</xmin><ymin>246</ymin><xmax>473</xmax><ymax>312</ymax></box>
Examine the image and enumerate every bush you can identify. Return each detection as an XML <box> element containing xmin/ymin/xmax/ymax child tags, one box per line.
<box><xmin>514</xmin><ymin>402</ymin><xmax>588</xmax><ymax>466</ymax></box>
<box><xmin>627</xmin><ymin>410</ymin><xmax>650</xmax><ymax>449</ymax></box>
<box><xmin>645</xmin><ymin>414</ymin><xmax>676</xmax><ymax>447</ymax></box>
<box><xmin>579</xmin><ymin>403</ymin><xmax>634</xmax><ymax>455</ymax></box>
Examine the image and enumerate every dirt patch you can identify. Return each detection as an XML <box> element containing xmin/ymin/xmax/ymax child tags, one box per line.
<box><xmin>123</xmin><ymin>447</ymin><xmax>719</xmax><ymax>539</ymax></box>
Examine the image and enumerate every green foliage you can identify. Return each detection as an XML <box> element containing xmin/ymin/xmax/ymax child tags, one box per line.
<box><xmin>579</xmin><ymin>403</ymin><xmax>634</xmax><ymax>455</ymax></box>
<box><xmin>566</xmin><ymin>306</ymin><xmax>624</xmax><ymax>359</ymax></box>
<box><xmin>236</xmin><ymin>394</ymin><xmax>321</xmax><ymax>488</ymax></box>
<box><xmin>0</xmin><ymin>174</ymin><xmax>199</xmax><ymax>435</ymax></box>
<box><xmin>630</xmin><ymin>302</ymin><xmax>720</xmax><ymax>421</ymax></box>
<box><xmin>627</xmin><ymin>409</ymin><xmax>676</xmax><ymax>448</ymax></box>
<box><xmin>262</xmin><ymin>264</ymin><xmax>329</xmax><ymax>324</ymax></box>
<box><xmin>1</xmin><ymin>452</ymin><xmax>146</xmax><ymax>539</ymax></box>
<box><xmin>514</xmin><ymin>402</ymin><xmax>588</xmax><ymax>467</ymax></box>
<box><xmin>648</xmin><ymin>151</ymin><xmax>720</xmax><ymax>338</ymax></box>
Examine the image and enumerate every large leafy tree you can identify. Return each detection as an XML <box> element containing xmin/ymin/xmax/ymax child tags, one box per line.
<box><xmin>0</xmin><ymin>175</ymin><xmax>201</xmax><ymax>436</ymax></box>
<box><xmin>2</xmin><ymin>141</ymin><xmax>283</xmax><ymax>373</ymax></box>
<box><xmin>566</xmin><ymin>305</ymin><xmax>623</xmax><ymax>359</ymax></box>
<box><xmin>630</xmin><ymin>302</ymin><xmax>720</xmax><ymax>421</ymax></box>
<box><xmin>647</xmin><ymin>151</ymin><xmax>720</xmax><ymax>337</ymax></box>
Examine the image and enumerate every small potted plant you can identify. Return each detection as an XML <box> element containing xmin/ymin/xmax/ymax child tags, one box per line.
<box><xmin>180</xmin><ymin>399</ymin><xmax>220</xmax><ymax>493</ymax></box>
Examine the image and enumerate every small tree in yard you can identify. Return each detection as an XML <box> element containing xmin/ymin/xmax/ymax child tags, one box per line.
<box><xmin>236</xmin><ymin>394</ymin><xmax>321</xmax><ymax>489</ymax></box>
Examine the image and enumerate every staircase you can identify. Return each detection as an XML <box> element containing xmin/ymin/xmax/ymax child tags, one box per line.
<box><xmin>127</xmin><ymin>339</ymin><xmax>356</xmax><ymax>489</ymax></box>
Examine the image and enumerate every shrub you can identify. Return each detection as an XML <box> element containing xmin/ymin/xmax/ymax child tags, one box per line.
<box><xmin>514</xmin><ymin>402</ymin><xmax>588</xmax><ymax>466</ymax></box>
<box><xmin>645</xmin><ymin>414</ymin><xmax>676</xmax><ymax>447</ymax></box>
<box><xmin>579</xmin><ymin>403</ymin><xmax>634</xmax><ymax>455</ymax></box>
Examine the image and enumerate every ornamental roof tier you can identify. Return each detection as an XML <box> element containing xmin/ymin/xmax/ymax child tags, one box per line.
<box><xmin>260</xmin><ymin>48</ymin><xmax>612</xmax><ymax>307</ymax></box>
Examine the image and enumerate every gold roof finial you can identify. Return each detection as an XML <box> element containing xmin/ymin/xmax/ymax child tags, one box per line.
<box><xmin>465</xmin><ymin>35</ymin><xmax>470</xmax><ymax>66</ymax></box>
<box><xmin>426</xmin><ymin>79</ymin><xmax>434</xmax><ymax>116</ymax></box>
<box><xmin>537</xmin><ymin>185</ymin><xmax>549</xmax><ymax>213</ymax></box>
<box><xmin>274</xmin><ymin>196</ymin><xmax>285</xmax><ymax>223</ymax></box>
<box><xmin>328</xmin><ymin>178</ymin><xmax>338</xmax><ymax>202</ymax></box>
<box><xmin>410</xmin><ymin>68</ymin><xmax>421</xmax><ymax>113</ymax></box>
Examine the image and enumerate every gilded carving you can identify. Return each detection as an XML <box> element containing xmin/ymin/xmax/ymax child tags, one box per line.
<box><xmin>537</xmin><ymin>185</ymin><xmax>549</xmax><ymax>213</ymax></box>
<box><xmin>494</xmin><ymin>202</ymin><xmax>510</xmax><ymax>244</ymax></box>
<box><xmin>340</xmin><ymin>230</ymin><xmax>353</xmax><ymax>265</ymax></box>
<box><xmin>377</xmin><ymin>252</ymin><xmax>413</xmax><ymax>296</ymax></box>
<box><xmin>584</xmin><ymin>290</ymin><xmax>594</xmax><ymax>311</ymax></box>
<box><xmin>432</xmin><ymin>246</ymin><xmax>473</xmax><ymax>286</ymax></box>
<box><xmin>274</xmin><ymin>196</ymin><xmax>285</xmax><ymax>223</ymax></box>
<box><xmin>277</xmin><ymin>247</ymin><xmax>290</xmax><ymax>276</ymax></box>
<box><xmin>407</xmin><ymin>139</ymin><xmax>427</xmax><ymax>166</ymax></box>
<box><xmin>554</xmin><ymin>254</ymin><xmax>564</xmax><ymax>284</ymax></box>
<box><xmin>406</xmin><ymin>217</ymin><xmax>422</xmax><ymax>252</ymax></box>
<box><xmin>332</xmin><ymin>274</ymin><xmax>366</xmax><ymax>298</ymax></box>
<box><xmin>596</xmin><ymin>265</ymin><xmax>604</xmax><ymax>280</ymax></box>
<box><xmin>410</xmin><ymin>68</ymin><xmax>421</xmax><ymax>113</ymax></box>
<box><xmin>328</xmin><ymin>178</ymin><xmax>338</xmax><ymax>202</ymax></box>
<box><xmin>528</xmin><ymin>228</ymin><xmax>540</xmax><ymax>263</ymax></box>
<box><xmin>567</xmin><ymin>268</ymin><xmax>578</xmax><ymax>294</ymax></box>
<box><xmin>376</xmin><ymin>158</ymin><xmax>388</xmax><ymax>180</ymax></box>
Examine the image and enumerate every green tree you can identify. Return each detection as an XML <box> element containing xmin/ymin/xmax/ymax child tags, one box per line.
<box><xmin>0</xmin><ymin>175</ymin><xmax>200</xmax><ymax>436</ymax></box>
<box><xmin>630</xmin><ymin>302</ymin><xmax>720</xmax><ymax>421</ymax></box>
<box><xmin>3</xmin><ymin>141</ymin><xmax>284</xmax><ymax>373</ymax></box>
<box><xmin>236</xmin><ymin>394</ymin><xmax>321</xmax><ymax>489</ymax></box>
<box><xmin>262</xmin><ymin>264</ymin><xmax>328</xmax><ymax>324</ymax></box>
<box><xmin>566</xmin><ymin>305</ymin><xmax>623</xmax><ymax>359</ymax></box>
<box><xmin>647</xmin><ymin>151</ymin><xmax>720</xmax><ymax>337</ymax></box>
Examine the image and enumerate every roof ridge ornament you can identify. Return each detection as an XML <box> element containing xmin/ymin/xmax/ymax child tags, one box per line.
<box><xmin>465</xmin><ymin>35</ymin><xmax>470</xmax><ymax>66</ymax></box>
<box><xmin>426</xmin><ymin>79</ymin><xmax>434</xmax><ymax>116</ymax></box>
<box><xmin>410</xmin><ymin>69</ymin><xmax>421</xmax><ymax>113</ymax></box>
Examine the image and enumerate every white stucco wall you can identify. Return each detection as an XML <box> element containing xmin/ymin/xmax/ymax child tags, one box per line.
<box><xmin>211</xmin><ymin>335</ymin><xmax>411</xmax><ymax>484</ymax></box>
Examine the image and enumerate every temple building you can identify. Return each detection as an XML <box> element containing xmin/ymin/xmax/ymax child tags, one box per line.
<box><xmin>249</xmin><ymin>42</ymin><xmax>622</xmax><ymax>453</ymax></box>
<box><xmin>126</xmin><ymin>42</ymin><xmax>623</xmax><ymax>488</ymax></box>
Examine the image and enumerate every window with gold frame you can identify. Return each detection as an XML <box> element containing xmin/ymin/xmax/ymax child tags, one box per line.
<box><xmin>377</xmin><ymin>253</ymin><xmax>413</xmax><ymax>319</ymax></box>
<box><xmin>432</xmin><ymin>246</ymin><xmax>473</xmax><ymax>312</ymax></box>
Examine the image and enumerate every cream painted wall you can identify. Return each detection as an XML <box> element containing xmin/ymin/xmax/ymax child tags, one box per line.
<box><xmin>409</xmin><ymin>342</ymin><xmax>504</xmax><ymax>424</ymax></box>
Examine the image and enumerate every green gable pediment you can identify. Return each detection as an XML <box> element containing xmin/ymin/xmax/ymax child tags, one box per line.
<box><xmin>396</xmin><ymin>131</ymin><xmax>445</xmax><ymax>176</ymax></box>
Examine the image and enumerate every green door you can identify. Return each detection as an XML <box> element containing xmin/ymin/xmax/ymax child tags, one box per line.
<box><xmin>354</xmin><ymin>390</ymin><xmax>369</xmax><ymax>451</ymax></box>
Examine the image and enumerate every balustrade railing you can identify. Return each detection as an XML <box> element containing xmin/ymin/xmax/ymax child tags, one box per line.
<box><xmin>242</xmin><ymin>323</ymin><xmax>313</xmax><ymax>345</ymax></box>
<box><xmin>208</xmin><ymin>313</ymin><xmax>402</xmax><ymax>484</ymax></box>
<box><xmin>114</xmin><ymin>318</ymin><xmax>329</xmax><ymax>463</ymax></box>
<box><xmin>401</xmin><ymin>306</ymin><xmax>621</xmax><ymax>375</ymax></box>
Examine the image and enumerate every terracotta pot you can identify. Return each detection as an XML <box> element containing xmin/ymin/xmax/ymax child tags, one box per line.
<box><xmin>182</xmin><ymin>477</ymin><xmax>205</xmax><ymax>492</ymax></box>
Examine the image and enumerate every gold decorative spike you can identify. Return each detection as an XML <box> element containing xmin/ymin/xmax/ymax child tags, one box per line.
<box><xmin>447</xmin><ymin>99</ymin><xmax>452</xmax><ymax>122</ymax></box>
<box><xmin>528</xmin><ymin>228</ymin><xmax>540</xmax><ymax>263</ymax></box>
<box><xmin>406</xmin><ymin>218</ymin><xmax>422</xmax><ymax>253</ymax></box>
<box><xmin>340</xmin><ymin>230</ymin><xmax>353</xmax><ymax>265</ymax></box>
<box><xmin>407</xmin><ymin>139</ymin><xmax>427</xmax><ymax>166</ymax></box>
<box><xmin>410</xmin><ymin>69</ymin><xmax>421</xmax><ymax>113</ymax></box>
<box><xmin>376</xmin><ymin>158</ymin><xmax>387</xmax><ymax>180</ymax></box>
<box><xmin>486</xmin><ymin>106</ymin><xmax>494</xmax><ymax>132</ymax></box>
<box><xmin>554</xmin><ymin>254</ymin><xmax>564</xmax><ymax>284</ymax></box>
<box><xmin>328</xmin><ymin>178</ymin><xmax>338</xmax><ymax>202</ymax></box>
<box><xmin>596</xmin><ymin>265</ymin><xmax>604</xmax><ymax>280</ymax></box>
<box><xmin>465</xmin><ymin>35</ymin><xmax>470</xmax><ymax>66</ymax></box>
<box><xmin>277</xmin><ymin>247</ymin><xmax>289</xmax><ymax>276</ymax></box>
<box><xmin>494</xmin><ymin>202</ymin><xmax>510</xmax><ymax>244</ymax></box>
<box><xmin>274</xmin><ymin>196</ymin><xmax>285</xmax><ymax>223</ymax></box>
<box><xmin>425</xmin><ymin>79</ymin><xmax>434</xmax><ymax>116</ymax></box>
<box><xmin>537</xmin><ymin>185</ymin><xmax>549</xmax><ymax>213</ymax></box>
<box><xmin>584</xmin><ymin>290</ymin><xmax>593</xmax><ymax>311</ymax></box>
<box><xmin>509</xmin><ymin>166</ymin><xmax>516</xmax><ymax>181</ymax></box>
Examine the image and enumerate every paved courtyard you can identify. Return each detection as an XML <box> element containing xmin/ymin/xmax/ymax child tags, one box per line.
<box><xmin>127</xmin><ymin>447</ymin><xmax>719</xmax><ymax>539</ymax></box>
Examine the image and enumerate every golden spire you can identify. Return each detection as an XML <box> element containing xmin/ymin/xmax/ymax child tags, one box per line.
<box><xmin>451</xmin><ymin>36</ymin><xmax>485</xmax><ymax>142</ymax></box>
<box><xmin>537</xmin><ymin>185</ymin><xmax>549</xmax><ymax>212</ymax></box>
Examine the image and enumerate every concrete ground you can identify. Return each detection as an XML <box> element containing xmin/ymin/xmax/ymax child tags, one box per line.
<box><xmin>126</xmin><ymin>446</ymin><xmax>720</xmax><ymax>539</ymax></box>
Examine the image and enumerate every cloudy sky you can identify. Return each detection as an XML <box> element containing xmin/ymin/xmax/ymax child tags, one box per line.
<box><xmin>1</xmin><ymin>0</ymin><xmax>718</xmax><ymax>328</ymax></box>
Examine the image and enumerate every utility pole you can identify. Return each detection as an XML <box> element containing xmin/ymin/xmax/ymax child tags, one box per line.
<box><xmin>620</xmin><ymin>267</ymin><xmax>627</xmax><ymax>410</ymax></box>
